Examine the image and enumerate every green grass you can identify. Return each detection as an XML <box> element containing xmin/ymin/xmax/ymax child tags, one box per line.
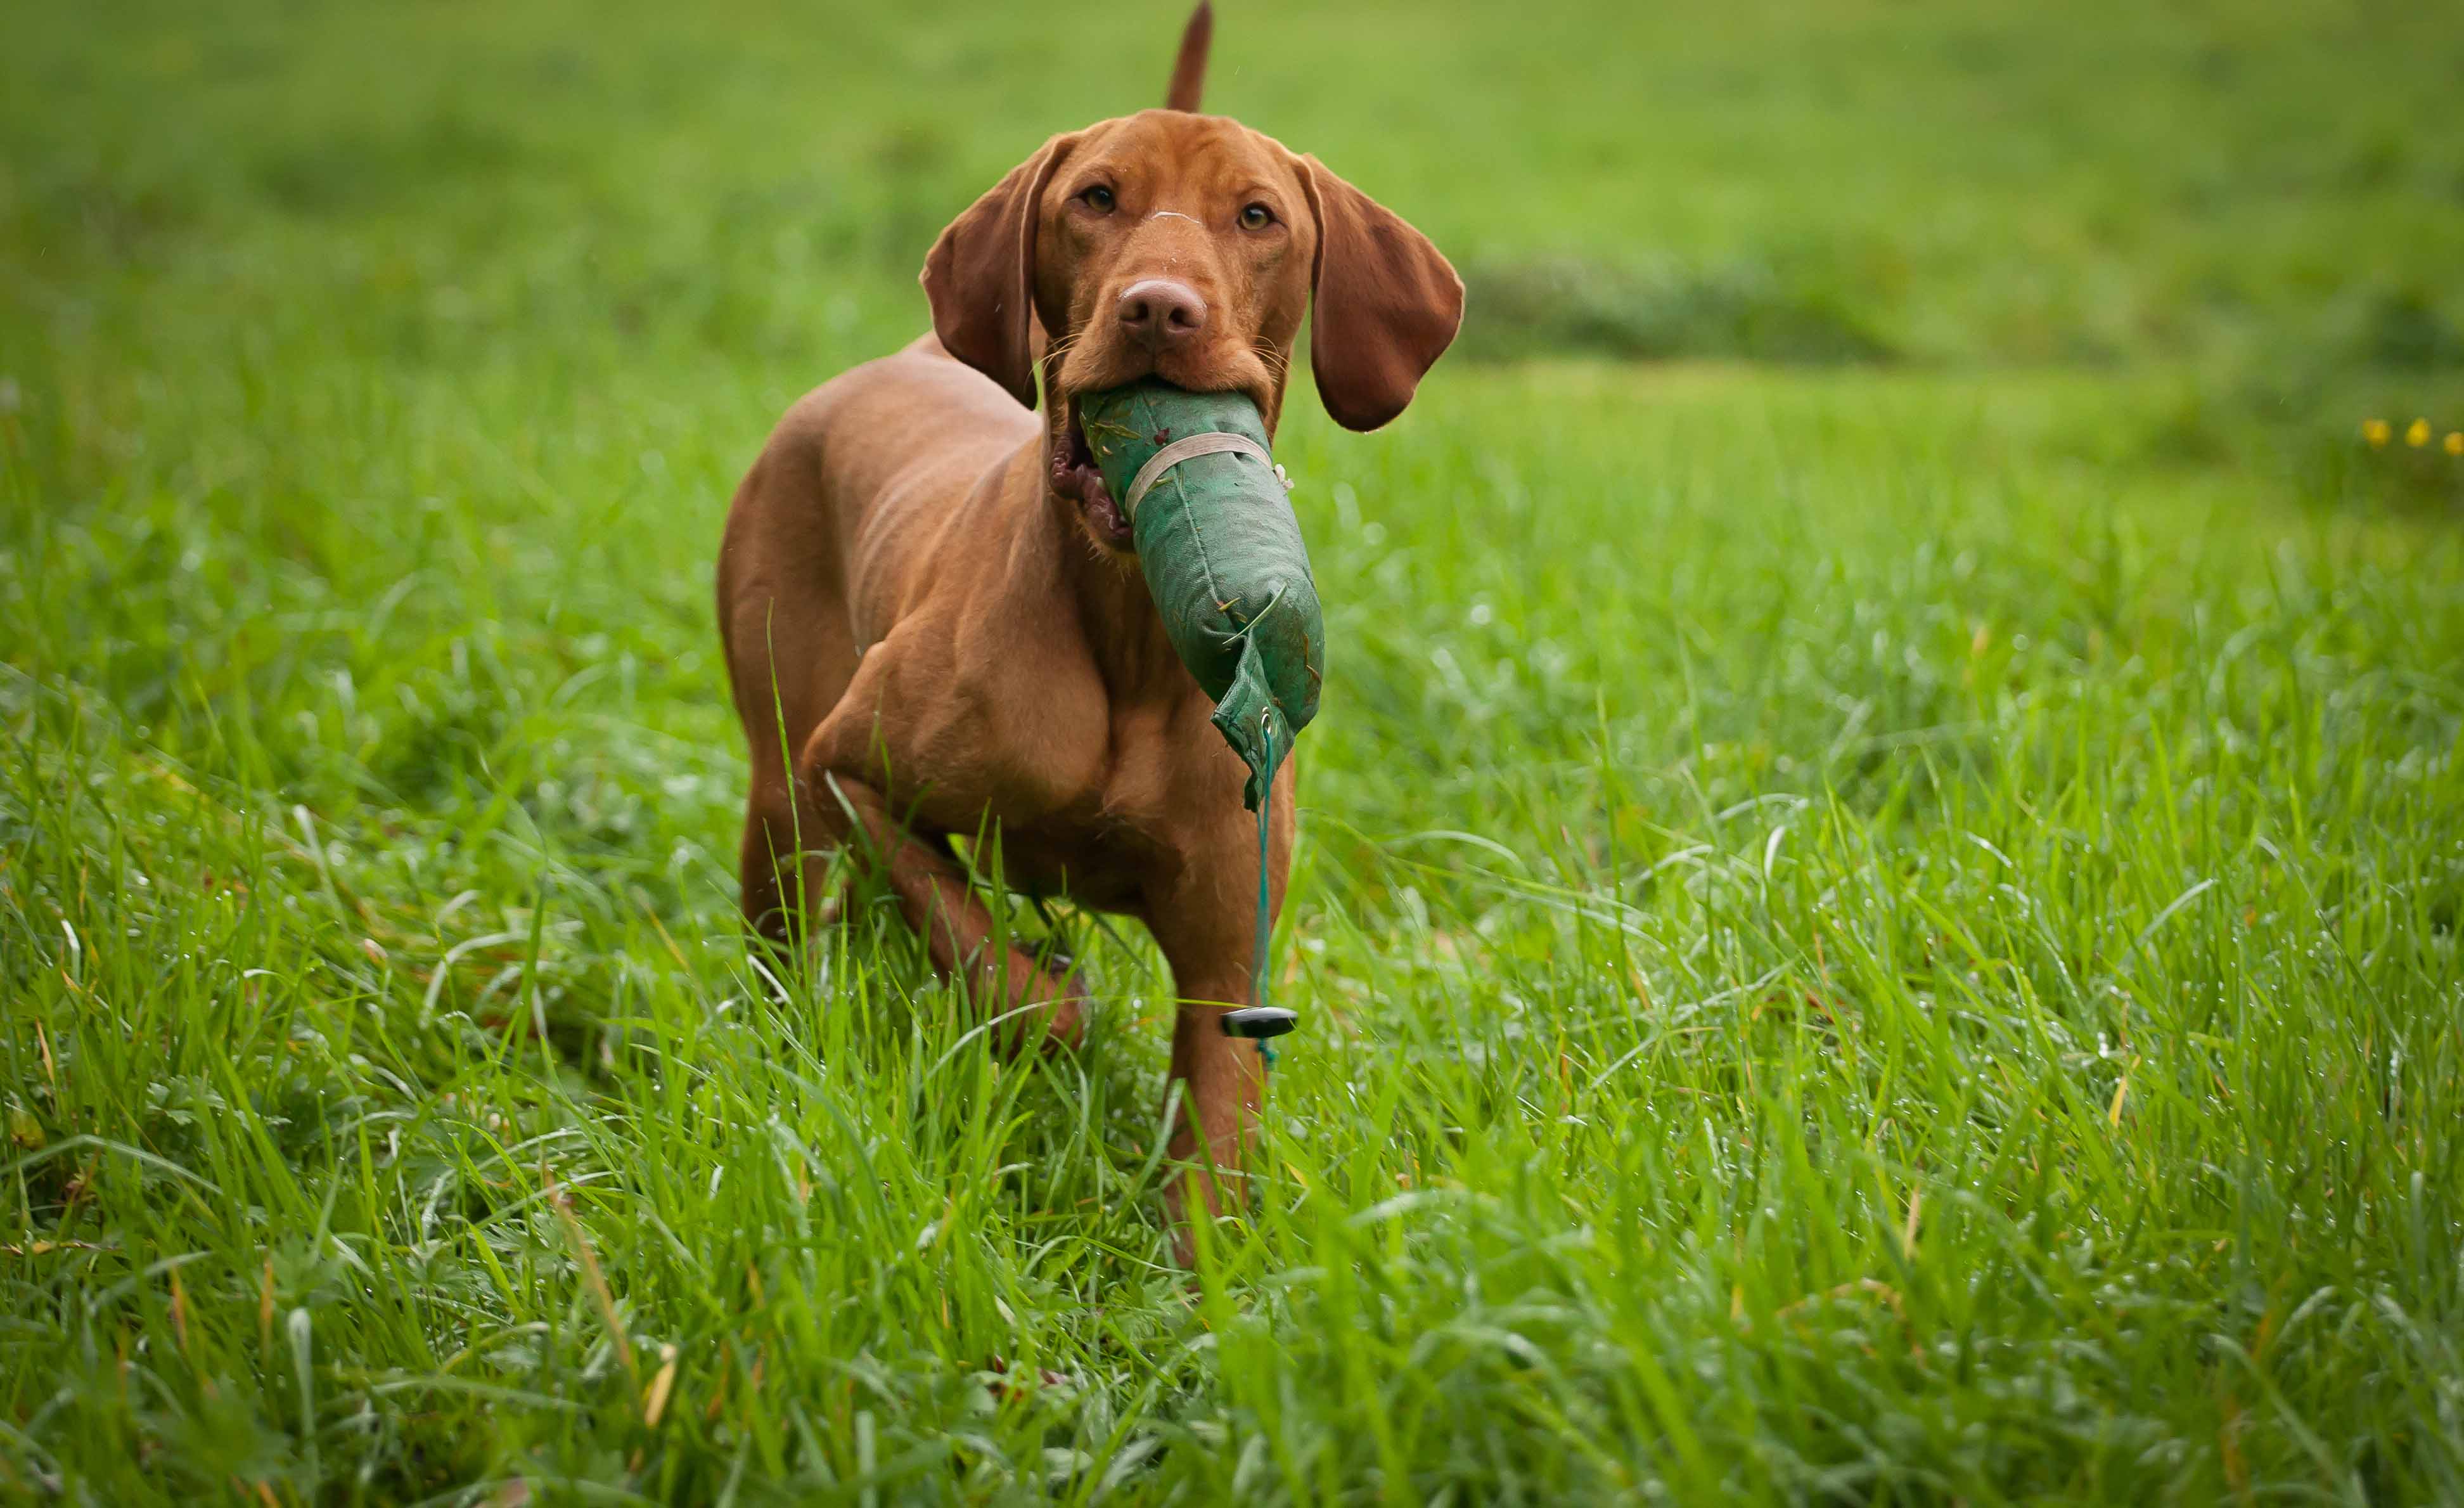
<box><xmin>6</xmin><ymin>0</ymin><xmax>2464</xmax><ymax>1502</ymax></box>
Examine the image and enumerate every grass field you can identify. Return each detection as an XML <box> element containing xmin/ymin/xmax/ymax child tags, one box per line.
<box><xmin>7</xmin><ymin>0</ymin><xmax>2464</xmax><ymax>1501</ymax></box>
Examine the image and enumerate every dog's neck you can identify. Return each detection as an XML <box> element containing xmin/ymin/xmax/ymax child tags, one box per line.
<box><xmin>1032</xmin><ymin>445</ymin><xmax>1197</xmax><ymax>710</ymax></box>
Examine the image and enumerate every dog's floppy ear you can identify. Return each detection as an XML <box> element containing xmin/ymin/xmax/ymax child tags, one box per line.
<box><xmin>921</xmin><ymin>133</ymin><xmax>1078</xmax><ymax>408</ymax></box>
<box><xmin>1297</xmin><ymin>156</ymin><xmax>1464</xmax><ymax>432</ymax></box>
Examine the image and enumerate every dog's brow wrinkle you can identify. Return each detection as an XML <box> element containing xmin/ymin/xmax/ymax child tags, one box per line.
<box><xmin>1150</xmin><ymin>210</ymin><xmax>1201</xmax><ymax>225</ymax></box>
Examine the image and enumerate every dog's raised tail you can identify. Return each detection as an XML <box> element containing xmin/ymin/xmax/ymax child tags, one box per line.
<box><xmin>1164</xmin><ymin>3</ymin><xmax>1212</xmax><ymax>112</ymax></box>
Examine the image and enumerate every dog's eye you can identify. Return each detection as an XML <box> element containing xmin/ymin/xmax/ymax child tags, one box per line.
<box><xmin>1240</xmin><ymin>202</ymin><xmax>1274</xmax><ymax>230</ymax></box>
<box><xmin>1080</xmin><ymin>185</ymin><xmax>1116</xmax><ymax>213</ymax></box>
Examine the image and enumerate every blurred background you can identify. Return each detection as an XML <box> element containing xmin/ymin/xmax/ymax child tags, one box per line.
<box><xmin>8</xmin><ymin>0</ymin><xmax>2461</xmax><ymax>870</ymax></box>
<box><xmin>10</xmin><ymin>0</ymin><xmax>2463</xmax><ymax>429</ymax></box>
<box><xmin>6</xmin><ymin>2</ymin><xmax>2464</xmax><ymax>1500</ymax></box>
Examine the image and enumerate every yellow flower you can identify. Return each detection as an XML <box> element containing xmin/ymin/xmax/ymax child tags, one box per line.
<box><xmin>2448</xmin><ymin>432</ymin><xmax>2464</xmax><ymax>456</ymax></box>
<box><xmin>2407</xmin><ymin>417</ymin><xmax>2432</xmax><ymax>447</ymax></box>
<box><xmin>2363</xmin><ymin>418</ymin><xmax>2390</xmax><ymax>446</ymax></box>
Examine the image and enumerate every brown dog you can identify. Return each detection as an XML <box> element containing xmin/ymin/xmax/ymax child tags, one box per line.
<box><xmin>715</xmin><ymin>4</ymin><xmax>1461</xmax><ymax>1254</ymax></box>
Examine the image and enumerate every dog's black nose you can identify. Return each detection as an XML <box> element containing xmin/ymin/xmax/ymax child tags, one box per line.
<box><xmin>1117</xmin><ymin>278</ymin><xmax>1208</xmax><ymax>349</ymax></box>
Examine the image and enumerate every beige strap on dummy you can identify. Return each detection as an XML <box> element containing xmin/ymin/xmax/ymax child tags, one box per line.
<box><xmin>1121</xmin><ymin>432</ymin><xmax>1282</xmax><ymax>519</ymax></box>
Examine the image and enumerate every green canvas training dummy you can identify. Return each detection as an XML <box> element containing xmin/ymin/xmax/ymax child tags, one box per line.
<box><xmin>1078</xmin><ymin>380</ymin><xmax>1322</xmax><ymax>1045</ymax></box>
<box><xmin>1077</xmin><ymin>381</ymin><xmax>1323</xmax><ymax>811</ymax></box>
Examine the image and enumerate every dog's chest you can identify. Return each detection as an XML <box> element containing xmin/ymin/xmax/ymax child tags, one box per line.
<box><xmin>968</xmin><ymin>692</ymin><xmax>1245</xmax><ymax>909</ymax></box>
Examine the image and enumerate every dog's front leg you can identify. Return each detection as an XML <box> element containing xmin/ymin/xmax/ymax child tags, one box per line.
<box><xmin>1145</xmin><ymin>783</ymin><xmax>1293</xmax><ymax>1265</ymax></box>
<box><xmin>783</xmin><ymin>679</ymin><xmax>1089</xmax><ymax>1055</ymax></box>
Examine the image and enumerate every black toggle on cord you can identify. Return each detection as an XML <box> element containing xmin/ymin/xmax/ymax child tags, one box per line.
<box><xmin>1219</xmin><ymin>711</ymin><xmax>1297</xmax><ymax>1061</ymax></box>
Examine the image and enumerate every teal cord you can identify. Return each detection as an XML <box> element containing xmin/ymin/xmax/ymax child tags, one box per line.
<box><xmin>1252</xmin><ymin>713</ymin><xmax>1276</xmax><ymax>1070</ymax></box>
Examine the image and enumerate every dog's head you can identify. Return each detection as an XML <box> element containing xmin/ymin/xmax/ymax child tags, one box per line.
<box><xmin>920</xmin><ymin>4</ymin><xmax>1463</xmax><ymax>552</ymax></box>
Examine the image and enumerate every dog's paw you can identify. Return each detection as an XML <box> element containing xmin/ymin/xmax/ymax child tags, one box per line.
<box><xmin>994</xmin><ymin>953</ymin><xmax>1090</xmax><ymax>1055</ymax></box>
<box><xmin>1034</xmin><ymin>965</ymin><xmax>1094</xmax><ymax>1054</ymax></box>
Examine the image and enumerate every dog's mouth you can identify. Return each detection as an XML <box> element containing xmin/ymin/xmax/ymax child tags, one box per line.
<box><xmin>1051</xmin><ymin>402</ymin><xmax>1136</xmax><ymax>553</ymax></box>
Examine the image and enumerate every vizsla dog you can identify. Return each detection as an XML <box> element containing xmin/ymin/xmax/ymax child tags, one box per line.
<box><xmin>716</xmin><ymin>3</ymin><xmax>1461</xmax><ymax>1256</ymax></box>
